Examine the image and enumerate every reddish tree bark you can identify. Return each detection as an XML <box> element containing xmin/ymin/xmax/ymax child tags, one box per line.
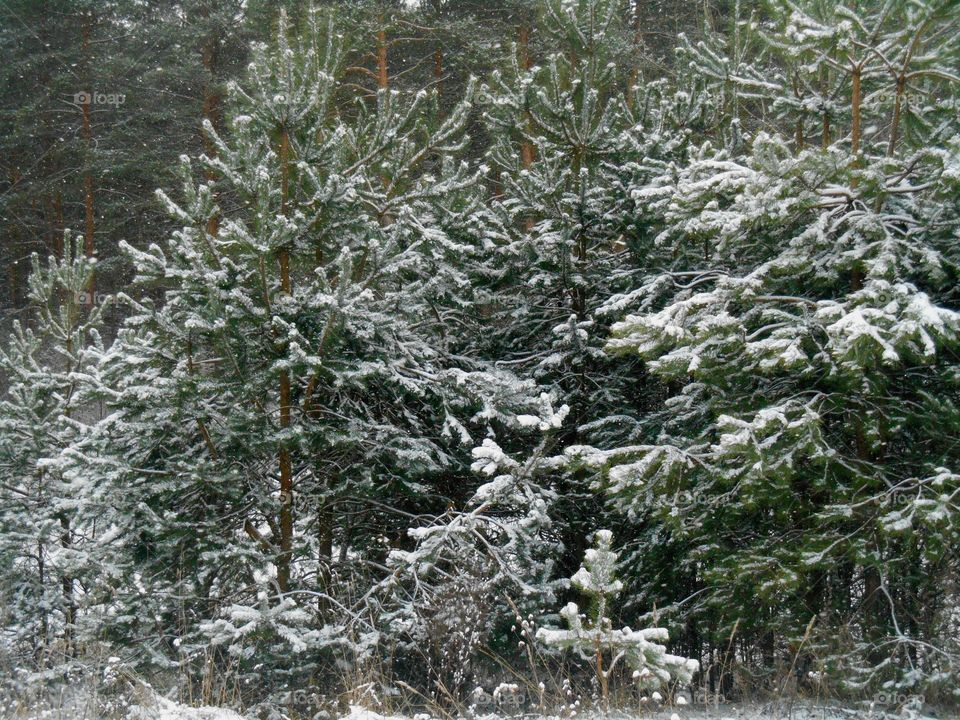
<box><xmin>376</xmin><ymin>20</ymin><xmax>389</xmax><ymax>91</ymax></box>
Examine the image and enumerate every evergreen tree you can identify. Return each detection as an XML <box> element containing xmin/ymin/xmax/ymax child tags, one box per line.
<box><xmin>59</xmin><ymin>8</ymin><xmax>533</xmax><ymax>691</ymax></box>
<box><xmin>576</xmin><ymin>0</ymin><xmax>960</xmax><ymax>695</ymax></box>
<box><xmin>476</xmin><ymin>0</ymin><xmax>646</xmax><ymax>587</ymax></box>
<box><xmin>0</xmin><ymin>236</ymin><xmax>106</xmax><ymax>671</ymax></box>
<box><xmin>537</xmin><ymin>529</ymin><xmax>698</xmax><ymax>707</ymax></box>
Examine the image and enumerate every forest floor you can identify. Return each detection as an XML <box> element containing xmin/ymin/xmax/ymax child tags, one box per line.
<box><xmin>112</xmin><ymin>700</ymin><xmax>949</xmax><ymax>720</ymax></box>
<box><xmin>5</xmin><ymin>689</ymin><xmax>951</xmax><ymax>720</ymax></box>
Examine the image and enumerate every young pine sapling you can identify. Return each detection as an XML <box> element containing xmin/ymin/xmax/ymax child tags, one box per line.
<box><xmin>536</xmin><ymin>529</ymin><xmax>698</xmax><ymax>708</ymax></box>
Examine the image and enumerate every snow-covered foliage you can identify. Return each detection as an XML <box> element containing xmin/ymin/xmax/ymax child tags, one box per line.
<box><xmin>572</xmin><ymin>0</ymin><xmax>960</xmax><ymax>697</ymax></box>
<box><xmin>0</xmin><ymin>235</ymin><xmax>107</xmax><ymax>669</ymax></box>
<box><xmin>1</xmin><ymin>0</ymin><xmax>959</xmax><ymax>712</ymax></box>
<box><xmin>382</xmin><ymin>394</ymin><xmax>568</xmax><ymax>700</ymax></box>
<box><xmin>537</xmin><ymin>529</ymin><xmax>698</xmax><ymax>703</ymax></box>
<box><xmin>45</xmin><ymin>6</ymin><xmax>536</xmax><ymax>689</ymax></box>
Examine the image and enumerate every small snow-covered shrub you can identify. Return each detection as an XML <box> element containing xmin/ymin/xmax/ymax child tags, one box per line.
<box><xmin>537</xmin><ymin>530</ymin><xmax>698</xmax><ymax>707</ymax></box>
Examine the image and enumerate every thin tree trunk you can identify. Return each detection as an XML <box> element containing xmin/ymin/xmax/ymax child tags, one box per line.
<box><xmin>850</xmin><ymin>63</ymin><xmax>863</xmax><ymax>289</ymax></box>
<box><xmin>518</xmin><ymin>25</ymin><xmax>535</xmax><ymax>170</ymax></box>
<box><xmin>60</xmin><ymin>515</ymin><xmax>76</xmax><ymax>657</ymax></box>
<box><xmin>7</xmin><ymin>212</ymin><xmax>20</xmax><ymax>307</ymax></box>
<box><xmin>277</xmin><ymin>128</ymin><xmax>294</xmax><ymax>594</ymax></box>
<box><xmin>7</xmin><ymin>261</ymin><xmax>16</xmax><ymax>307</ymax></box>
<box><xmin>377</xmin><ymin>21</ymin><xmax>389</xmax><ymax>91</ymax></box>
<box><xmin>886</xmin><ymin>20</ymin><xmax>929</xmax><ymax>158</ymax></box>
<box><xmin>862</xmin><ymin>566</ymin><xmax>882</xmax><ymax>657</ymax></box>
<box><xmin>626</xmin><ymin>1</ymin><xmax>642</xmax><ymax>110</ymax></box>
<box><xmin>318</xmin><ymin>504</ymin><xmax>333</xmax><ymax>611</ymax></box>
<box><xmin>53</xmin><ymin>193</ymin><xmax>64</xmax><ymax>259</ymax></box>
<box><xmin>201</xmin><ymin>31</ymin><xmax>221</xmax><ymax>237</ymax></box>
<box><xmin>851</xmin><ymin>63</ymin><xmax>862</xmax><ymax>172</ymax></box>
<box><xmin>187</xmin><ymin>335</ymin><xmax>219</xmax><ymax>459</ymax></box>
<box><xmin>8</xmin><ymin>172</ymin><xmax>19</xmax><ymax>305</ymax></box>
<box><xmin>60</xmin><ymin>331</ymin><xmax>78</xmax><ymax>658</ymax></box>
<box><xmin>849</xmin><ymin>292</ymin><xmax>883</xmax><ymax>661</ymax></box>
<box><xmin>793</xmin><ymin>75</ymin><xmax>804</xmax><ymax>153</ymax></box>
<box><xmin>37</xmin><ymin>539</ymin><xmax>48</xmax><ymax>655</ymax></box>
<box><xmin>819</xmin><ymin>67</ymin><xmax>831</xmax><ymax>149</ymax></box>
<box><xmin>433</xmin><ymin>46</ymin><xmax>443</xmax><ymax>105</ymax></box>
<box><xmin>518</xmin><ymin>24</ymin><xmax>537</xmax><ymax>234</ymax></box>
<box><xmin>596</xmin><ymin>642</ymin><xmax>608</xmax><ymax>710</ymax></box>
<box><xmin>886</xmin><ymin>75</ymin><xmax>906</xmax><ymax>157</ymax></box>
<box><xmin>81</xmin><ymin>13</ymin><xmax>95</xmax><ymax>303</ymax></box>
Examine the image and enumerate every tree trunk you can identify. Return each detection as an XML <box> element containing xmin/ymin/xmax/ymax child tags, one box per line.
<box><xmin>7</xmin><ymin>174</ymin><xmax>19</xmax><ymax>305</ymax></box>
<box><xmin>277</xmin><ymin>128</ymin><xmax>294</xmax><ymax>594</ymax></box>
<box><xmin>626</xmin><ymin>0</ymin><xmax>643</xmax><ymax>110</ymax></box>
<box><xmin>886</xmin><ymin>75</ymin><xmax>906</xmax><ymax>157</ymax></box>
<box><xmin>596</xmin><ymin>642</ymin><xmax>608</xmax><ymax>710</ymax></box>
<box><xmin>81</xmin><ymin>13</ymin><xmax>95</xmax><ymax>304</ymax></box>
<box><xmin>518</xmin><ymin>25</ymin><xmax>535</xmax><ymax>170</ymax></box>
<box><xmin>433</xmin><ymin>46</ymin><xmax>443</xmax><ymax>107</ymax></box>
<box><xmin>377</xmin><ymin>20</ymin><xmax>389</xmax><ymax>91</ymax></box>
<box><xmin>201</xmin><ymin>31</ymin><xmax>222</xmax><ymax>237</ymax></box>
<box><xmin>60</xmin><ymin>515</ymin><xmax>76</xmax><ymax>657</ymax></box>
<box><xmin>819</xmin><ymin>67</ymin><xmax>830</xmax><ymax>149</ymax></box>
<box><xmin>53</xmin><ymin>193</ymin><xmax>64</xmax><ymax>259</ymax></box>
<box><xmin>793</xmin><ymin>76</ymin><xmax>804</xmax><ymax>152</ymax></box>
<box><xmin>60</xmin><ymin>332</ymin><xmax>78</xmax><ymax>657</ymax></box>
<box><xmin>850</xmin><ymin>63</ymin><xmax>862</xmax><ymax>180</ymax></box>
<box><xmin>37</xmin><ymin>539</ymin><xmax>48</xmax><ymax>655</ymax></box>
<box><xmin>862</xmin><ymin>566</ymin><xmax>882</xmax><ymax>654</ymax></box>
<box><xmin>317</xmin><ymin>503</ymin><xmax>333</xmax><ymax>612</ymax></box>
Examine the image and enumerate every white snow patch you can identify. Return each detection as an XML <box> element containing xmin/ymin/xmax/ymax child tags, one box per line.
<box><xmin>128</xmin><ymin>695</ymin><xmax>247</xmax><ymax>720</ymax></box>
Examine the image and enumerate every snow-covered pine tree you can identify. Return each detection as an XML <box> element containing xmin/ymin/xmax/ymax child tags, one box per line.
<box><xmin>480</xmin><ymin>0</ymin><xmax>634</xmax><ymax>431</ymax></box>
<box><xmin>476</xmin><ymin>0</ymin><xmax>657</xmax><ymax>590</ymax></box>
<box><xmin>383</xmin><ymin>392</ymin><xmax>569</xmax><ymax>703</ymax></box>
<box><xmin>58</xmin><ymin>7</ymin><xmax>534</xmax><ymax>688</ymax></box>
<box><xmin>537</xmin><ymin>529</ymin><xmax>698</xmax><ymax>707</ymax></box>
<box><xmin>0</xmin><ymin>236</ymin><xmax>106</xmax><ymax>672</ymax></box>
<box><xmin>478</xmin><ymin>0</ymin><xmax>730</xmax><ymax>653</ymax></box>
<box><xmin>576</xmin><ymin>0</ymin><xmax>960</xmax><ymax>697</ymax></box>
<box><xmin>581</xmin><ymin>72</ymin><xmax>729</xmax><ymax>658</ymax></box>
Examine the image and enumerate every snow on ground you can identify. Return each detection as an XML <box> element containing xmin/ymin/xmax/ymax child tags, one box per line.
<box><xmin>126</xmin><ymin>695</ymin><xmax>247</xmax><ymax>720</ymax></box>
<box><xmin>2</xmin><ymin>697</ymin><xmax>944</xmax><ymax>720</ymax></box>
<box><xmin>334</xmin><ymin>704</ymin><xmax>944</xmax><ymax>720</ymax></box>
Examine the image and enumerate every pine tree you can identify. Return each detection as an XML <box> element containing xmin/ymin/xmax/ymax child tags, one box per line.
<box><xmin>536</xmin><ymin>529</ymin><xmax>698</xmax><ymax>707</ymax></box>
<box><xmin>476</xmin><ymin>0</ymin><xmax>650</xmax><ymax>589</ymax></box>
<box><xmin>0</xmin><ymin>236</ymin><xmax>106</xmax><ymax>669</ymax></box>
<box><xmin>576</xmin><ymin>0</ymin><xmax>960</xmax><ymax>695</ymax></box>
<box><xmin>382</xmin><ymin>392</ymin><xmax>568</xmax><ymax>697</ymax></box>
<box><xmin>58</xmin><ymin>7</ymin><xmax>534</xmax><ymax>687</ymax></box>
